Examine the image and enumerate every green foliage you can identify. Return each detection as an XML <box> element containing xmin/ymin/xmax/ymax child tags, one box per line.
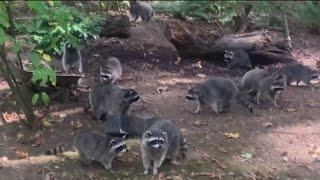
<box><xmin>154</xmin><ymin>1</ymin><xmax>320</xmax><ymax>31</ymax></box>
<box><xmin>18</xmin><ymin>1</ymin><xmax>105</xmax><ymax>55</ymax></box>
<box><xmin>29</xmin><ymin>50</ymin><xmax>56</xmax><ymax>106</ymax></box>
<box><xmin>154</xmin><ymin>1</ymin><xmax>244</xmax><ymax>23</ymax></box>
<box><xmin>294</xmin><ymin>2</ymin><xmax>320</xmax><ymax>29</ymax></box>
<box><xmin>103</xmin><ymin>1</ymin><xmax>129</xmax><ymax>10</ymax></box>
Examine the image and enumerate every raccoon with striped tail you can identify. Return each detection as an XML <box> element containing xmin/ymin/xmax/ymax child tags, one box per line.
<box><xmin>186</xmin><ymin>77</ymin><xmax>254</xmax><ymax>115</ymax></box>
<box><xmin>45</xmin><ymin>131</ymin><xmax>128</xmax><ymax>170</ymax></box>
<box><xmin>140</xmin><ymin>119</ymin><xmax>187</xmax><ymax>175</ymax></box>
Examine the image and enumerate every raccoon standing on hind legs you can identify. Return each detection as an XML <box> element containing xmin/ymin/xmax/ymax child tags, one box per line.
<box><xmin>61</xmin><ymin>42</ymin><xmax>83</xmax><ymax>74</ymax></box>
<box><xmin>100</xmin><ymin>57</ymin><xmax>122</xmax><ymax>84</ymax></box>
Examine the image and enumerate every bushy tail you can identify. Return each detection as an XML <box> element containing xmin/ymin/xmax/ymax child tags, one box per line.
<box><xmin>237</xmin><ymin>92</ymin><xmax>254</xmax><ymax>114</ymax></box>
<box><xmin>179</xmin><ymin>135</ymin><xmax>188</xmax><ymax>160</ymax></box>
<box><xmin>45</xmin><ymin>144</ymin><xmax>67</xmax><ymax>155</ymax></box>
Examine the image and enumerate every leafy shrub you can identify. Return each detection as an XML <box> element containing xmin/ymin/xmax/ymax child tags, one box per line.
<box><xmin>17</xmin><ymin>1</ymin><xmax>105</xmax><ymax>55</ymax></box>
<box><xmin>294</xmin><ymin>1</ymin><xmax>320</xmax><ymax>32</ymax></box>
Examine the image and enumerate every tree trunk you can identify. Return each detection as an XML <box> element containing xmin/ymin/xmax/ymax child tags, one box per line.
<box><xmin>0</xmin><ymin>47</ymin><xmax>35</xmax><ymax>126</ymax></box>
<box><xmin>164</xmin><ymin>20</ymin><xmax>295</xmax><ymax>65</ymax></box>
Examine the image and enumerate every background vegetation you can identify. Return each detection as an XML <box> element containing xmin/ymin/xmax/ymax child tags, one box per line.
<box><xmin>0</xmin><ymin>0</ymin><xmax>319</xmax><ymax>126</ymax></box>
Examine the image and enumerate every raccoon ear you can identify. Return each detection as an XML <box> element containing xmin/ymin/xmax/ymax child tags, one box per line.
<box><xmin>194</xmin><ymin>88</ymin><xmax>199</xmax><ymax>95</ymax></box>
<box><xmin>121</xmin><ymin>134</ymin><xmax>127</xmax><ymax>140</ymax></box>
<box><xmin>162</xmin><ymin>132</ymin><xmax>167</xmax><ymax>136</ymax></box>
<box><xmin>110</xmin><ymin>139</ymin><xmax>116</xmax><ymax>145</ymax></box>
<box><xmin>145</xmin><ymin>131</ymin><xmax>152</xmax><ymax>137</ymax></box>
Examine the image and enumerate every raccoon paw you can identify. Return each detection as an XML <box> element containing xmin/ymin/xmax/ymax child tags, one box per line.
<box><xmin>142</xmin><ymin>169</ymin><xmax>149</xmax><ymax>175</ymax></box>
<box><xmin>170</xmin><ymin>159</ymin><xmax>180</xmax><ymax>165</ymax></box>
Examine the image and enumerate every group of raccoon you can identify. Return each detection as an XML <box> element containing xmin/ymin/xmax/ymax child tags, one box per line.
<box><xmin>48</xmin><ymin>0</ymin><xmax>319</xmax><ymax>176</ymax></box>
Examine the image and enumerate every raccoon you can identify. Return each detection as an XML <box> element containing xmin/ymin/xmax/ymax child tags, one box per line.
<box><xmin>45</xmin><ymin>131</ymin><xmax>128</xmax><ymax>170</ymax></box>
<box><xmin>283</xmin><ymin>62</ymin><xmax>319</xmax><ymax>87</ymax></box>
<box><xmin>129</xmin><ymin>0</ymin><xmax>154</xmax><ymax>22</ymax></box>
<box><xmin>141</xmin><ymin>119</ymin><xmax>187</xmax><ymax>175</ymax></box>
<box><xmin>61</xmin><ymin>42</ymin><xmax>83</xmax><ymax>73</ymax></box>
<box><xmin>88</xmin><ymin>84</ymin><xmax>140</xmax><ymax>120</ymax></box>
<box><xmin>240</xmin><ymin>69</ymin><xmax>286</xmax><ymax>107</ymax></box>
<box><xmin>100</xmin><ymin>57</ymin><xmax>122</xmax><ymax>84</ymax></box>
<box><xmin>73</xmin><ymin>131</ymin><xmax>128</xmax><ymax>170</ymax></box>
<box><xmin>105</xmin><ymin>114</ymin><xmax>160</xmax><ymax>138</ymax></box>
<box><xmin>186</xmin><ymin>77</ymin><xmax>253</xmax><ymax>114</ymax></box>
<box><xmin>224</xmin><ymin>49</ymin><xmax>252</xmax><ymax>71</ymax></box>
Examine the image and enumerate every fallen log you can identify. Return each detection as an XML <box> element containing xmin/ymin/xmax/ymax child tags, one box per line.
<box><xmin>164</xmin><ymin>20</ymin><xmax>295</xmax><ymax>65</ymax></box>
<box><xmin>100</xmin><ymin>15</ymin><xmax>131</xmax><ymax>38</ymax></box>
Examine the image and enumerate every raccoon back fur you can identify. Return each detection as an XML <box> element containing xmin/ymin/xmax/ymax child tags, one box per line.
<box><xmin>186</xmin><ymin>77</ymin><xmax>253</xmax><ymax>114</ymax></box>
<box><xmin>129</xmin><ymin>1</ymin><xmax>154</xmax><ymax>22</ymax></box>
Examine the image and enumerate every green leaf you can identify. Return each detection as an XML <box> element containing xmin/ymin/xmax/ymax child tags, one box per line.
<box><xmin>41</xmin><ymin>92</ymin><xmax>50</xmax><ymax>106</ymax></box>
<box><xmin>31</xmin><ymin>70</ymin><xmax>42</xmax><ymax>83</ymax></box>
<box><xmin>10</xmin><ymin>42</ymin><xmax>21</xmax><ymax>54</ymax></box>
<box><xmin>0</xmin><ymin>27</ymin><xmax>5</xmax><ymax>45</ymax></box>
<box><xmin>27</xmin><ymin>1</ymin><xmax>46</xmax><ymax>14</ymax></box>
<box><xmin>32</xmin><ymin>93</ymin><xmax>40</xmax><ymax>105</ymax></box>
<box><xmin>48</xmin><ymin>68</ymin><xmax>56</xmax><ymax>86</ymax></box>
<box><xmin>30</xmin><ymin>52</ymin><xmax>41</xmax><ymax>68</ymax></box>
<box><xmin>0</xmin><ymin>2</ymin><xmax>9</xmax><ymax>28</ymax></box>
<box><xmin>42</xmin><ymin>53</ymin><xmax>51</xmax><ymax>62</ymax></box>
<box><xmin>47</xmin><ymin>1</ymin><xmax>54</xmax><ymax>7</ymax></box>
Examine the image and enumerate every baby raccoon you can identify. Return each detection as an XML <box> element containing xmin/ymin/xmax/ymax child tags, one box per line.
<box><xmin>141</xmin><ymin>119</ymin><xmax>187</xmax><ymax>175</ymax></box>
<box><xmin>100</xmin><ymin>57</ymin><xmax>122</xmax><ymax>84</ymax></box>
<box><xmin>61</xmin><ymin>42</ymin><xmax>83</xmax><ymax>73</ymax></box>
<box><xmin>45</xmin><ymin>131</ymin><xmax>128</xmax><ymax>170</ymax></box>
<box><xmin>224</xmin><ymin>49</ymin><xmax>252</xmax><ymax>71</ymax></box>
<box><xmin>283</xmin><ymin>62</ymin><xmax>319</xmax><ymax>87</ymax></box>
<box><xmin>240</xmin><ymin>69</ymin><xmax>286</xmax><ymax>107</ymax></box>
<box><xmin>129</xmin><ymin>0</ymin><xmax>154</xmax><ymax>22</ymax></box>
<box><xmin>88</xmin><ymin>84</ymin><xmax>140</xmax><ymax>120</ymax></box>
<box><xmin>186</xmin><ymin>77</ymin><xmax>253</xmax><ymax>114</ymax></box>
<box><xmin>74</xmin><ymin>131</ymin><xmax>128</xmax><ymax>170</ymax></box>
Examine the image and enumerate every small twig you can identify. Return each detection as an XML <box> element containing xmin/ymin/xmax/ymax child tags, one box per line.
<box><xmin>284</xmin><ymin>14</ymin><xmax>292</xmax><ymax>50</ymax></box>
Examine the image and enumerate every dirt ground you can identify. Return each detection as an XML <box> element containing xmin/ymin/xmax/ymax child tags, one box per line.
<box><xmin>0</xmin><ymin>22</ymin><xmax>320</xmax><ymax>180</ymax></box>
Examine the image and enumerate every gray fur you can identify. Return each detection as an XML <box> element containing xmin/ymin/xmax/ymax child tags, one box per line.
<box><xmin>62</xmin><ymin>43</ymin><xmax>83</xmax><ymax>73</ymax></box>
<box><xmin>141</xmin><ymin>119</ymin><xmax>186</xmax><ymax>175</ymax></box>
<box><xmin>224</xmin><ymin>49</ymin><xmax>252</xmax><ymax>70</ymax></box>
<box><xmin>129</xmin><ymin>1</ymin><xmax>154</xmax><ymax>22</ymax></box>
<box><xmin>73</xmin><ymin>131</ymin><xmax>128</xmax><ymax>170</ymax></box>
<box><xmin>100</xmin><ymin>57</ymin><xmax>122</xmax><ymax>84</ymax></box>
<box><xmin>240</xmin><ymin>69</ymin><xmax>286</xmax><ymax>107</ymax></box>
<box><xmin>186</xmin><ymin>77</ymin><xmax>253</xmax><ymax>114</ymax></box>
<box><xmin>88</xmin><ymin>84</ymin><xmax>140</xmax><ymax>120</ymax></box>
<box><xmin>283</xmin><ymin>63</ymin><xmax>319</xmax><ymax>87</ymax></box>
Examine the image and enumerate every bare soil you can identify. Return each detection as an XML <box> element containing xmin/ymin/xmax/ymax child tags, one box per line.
<box><xmin>0</xmin><ymin>22</ymin><xmax>320</xmax><ymax>180</ymax></box>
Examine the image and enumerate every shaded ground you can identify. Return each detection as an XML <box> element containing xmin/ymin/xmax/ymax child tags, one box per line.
<box><xmin>0</xmin><ymin>21</ymin><xmax>320</xmax><ymax>180</ymax></box>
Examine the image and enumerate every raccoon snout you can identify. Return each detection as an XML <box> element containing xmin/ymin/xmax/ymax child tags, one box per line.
<box><xmin>185</xmin><ymin>95</ymin><xmax>196</xmax><ymax>100</ymax></box>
